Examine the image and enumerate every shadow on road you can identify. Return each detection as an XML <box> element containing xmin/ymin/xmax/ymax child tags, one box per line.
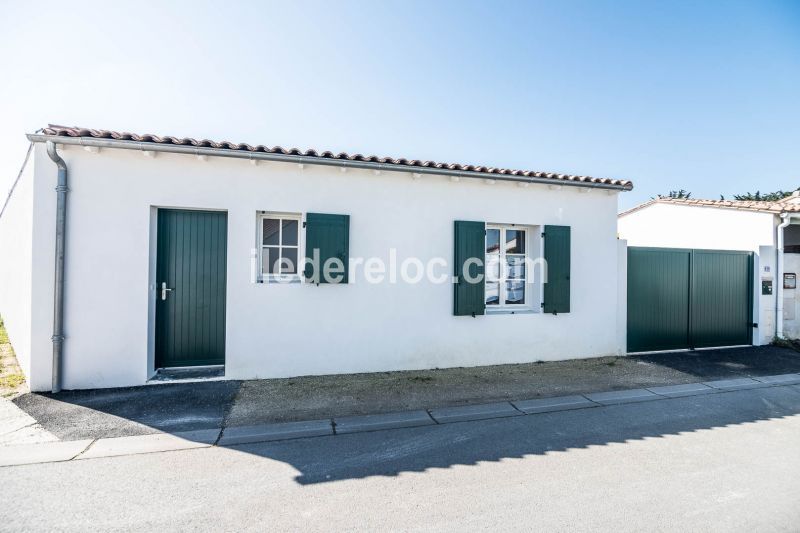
<box><xmin>238</xmin><ymin>385</ymin><xmax>800</xmax><ymax>485</ymax></box>
<box><xmin>9</xmin><ymin>346</ymin><xmax>800</xmax><ymax>484</ymax></box>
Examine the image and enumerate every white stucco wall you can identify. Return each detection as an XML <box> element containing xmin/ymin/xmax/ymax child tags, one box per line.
<box><xmin>618</xmin><ymin>203</ymin><xmax>776</xmax><ymax>252</ymax></box>
<box><xmin>25</xmin><ymin>143</ymin><xmax>623</xmax><ymax>390</ymax></box>
<box><xmin>0</xmin><ymin>147</ymin><xmax>67</xmax><ymax>391</ymax></box>
<box><xmin>618</xmin><ymin>203</ymin><xmax>777</xmax><ymax>345</ymax></box>
<box><xmin>0</xmin><ymin>148</ymin><xmax>35</xmax><ymax>386</ymax></box>
<box><xmin>758</xmin><ymin>245</ymin><xmax>777</xmax><ymax>344</ymax></box>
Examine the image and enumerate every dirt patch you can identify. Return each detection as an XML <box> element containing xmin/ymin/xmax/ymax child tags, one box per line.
<box><xmin>772</xmin><ymin>337</ymin><xmax>800</xmax><ymax>352</ymax></box>
<box><xmin>225</xmin><ymin>345</ymin><xmax>800</xmax><ymax>425</ymax></box>
<box><xmin>0</xmin><ymin>318</ymin><xmax>26</xmax><ymax>398</ymax></box>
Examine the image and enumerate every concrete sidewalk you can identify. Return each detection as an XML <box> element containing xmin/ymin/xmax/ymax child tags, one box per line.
<box><xmin>8</xmin><ymin>345</ymin><xmax>800</xmax><ymax>440</ymax></box>
<box><xmin>7</xmin><ymin>345</ymin><xmax>800</xmax><ymax>444</ymax></box>
<box><xmin>2</xmin><ymin>372</ymin><xmax>800</xmax><ymax>467</ymax></box>
<box><xmin>0</xmin><ymin>398</ymin><xmax>57</xmax><ymax>446</ymax></box>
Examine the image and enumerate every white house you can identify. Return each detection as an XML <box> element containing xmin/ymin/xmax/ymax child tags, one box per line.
<box><xmin>0</xmin><ymin>125</ymin><xmax>632</xmax><ymax>392</ymax></box>
<box><xmin>618</xmin><ymin>196</ymin><xmax>800</xmax><ymax>348</ymax></box>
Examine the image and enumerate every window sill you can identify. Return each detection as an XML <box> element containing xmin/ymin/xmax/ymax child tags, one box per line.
<box><xmin>485</xmin><ymin>308</ymin><xmax>539</xmax><ymax>315</ymax></box>
<box><xmin>257</xmin><ymin>276</ymin><xmax>302</xmax><ymax>285</ymax></box>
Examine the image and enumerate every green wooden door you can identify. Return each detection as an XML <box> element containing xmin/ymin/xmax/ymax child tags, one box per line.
<box><xmin>155</xmin><ymin>209</ymin><xmax>227</xmax><ymax>368</ymax></box>
<box><xmin>627</xmin><ymin>248</ymin><xmax>691</xmax><ymax>352</ymax></box>
<box><xmin>691</xmin><ymin>250</ymin><xmax>753</xmax><ymax>348</ymax></box>
<box><xmin>627</xmin><ymin>247</ymin><xmax>753</xmax><ymax>352</ymax></box>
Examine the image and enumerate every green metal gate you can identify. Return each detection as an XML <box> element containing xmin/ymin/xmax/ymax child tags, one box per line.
<box><xmin>627</xmin><ymin>247</ymin><xmax>753</xmax><ymax>352</ymax></box>
<box><xmin>155</xmin><ymin>209</ymin><xmax>228</xmax><ymax>368</ymax></box>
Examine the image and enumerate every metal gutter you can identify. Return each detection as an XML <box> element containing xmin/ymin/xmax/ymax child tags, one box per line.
<box><xmin>46</xmin><ymin>141</ymin><xmax>68</xmax><ymax>393</ymax></box>
<box><xmin>26</xmin><ymin>134</ymin><xmax>631</xmax><ymax>191</ymax></box>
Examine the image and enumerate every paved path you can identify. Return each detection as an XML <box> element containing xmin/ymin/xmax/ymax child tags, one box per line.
<box><xmin>2</xmin><ymin>384</ymin><xmax>799</xmax><ymax>531</ymax></box>
<box><xmin>12</xmin><ymin>345</ymin><xmax>800</xmax><ymax>441</ymax></box>
<box><xmin>0</xmin><ymin>398</ymin><xmax>57</xmax><ymax>446</ymax></box>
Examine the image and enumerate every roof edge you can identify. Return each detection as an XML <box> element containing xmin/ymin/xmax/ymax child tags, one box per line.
<box><xmin>618</xmin><ymin>199</ymin><xmax>657</xmax><ymax>217</ymax></box>
<box><xmin>27</xmin><ymin>128</ymin><xmax>634</xmax><ymax>192</ymax></box>
<box><xmin>618</xmin><ymin>197</ymin><xmax>796</xmax><ymax>217</ymax></box>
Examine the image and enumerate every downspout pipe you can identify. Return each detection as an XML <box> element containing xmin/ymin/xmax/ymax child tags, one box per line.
<box><xmin>47</xmin><ymin>141</ymin><xmax>68</xmax><ymax>393</ymax></box>
<box><xmin>776</xmin><ymin>212</ymin><xmax>798</xmax><ymax>339</ymax></box>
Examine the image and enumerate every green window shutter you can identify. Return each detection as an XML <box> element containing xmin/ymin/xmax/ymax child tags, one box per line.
<box><xmin>304</xmin><ymin>213</ymin><xmax>350</xmax><ymax>284</ymax></box>
<box><xmin>453</xmin><ymin>220</ymin><xmax>486</xmax><ymax>316</ymax></box>
<box><xmin>543</xmin><ymin>225</ymin><xmax>571</xmax><ymax>314</ymax></box>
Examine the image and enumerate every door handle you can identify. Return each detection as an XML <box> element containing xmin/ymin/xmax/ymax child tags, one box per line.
<box><xmin>160</xmin><ymin>282</ymin><xmax>174</xmax><ymax>301</ymax></box>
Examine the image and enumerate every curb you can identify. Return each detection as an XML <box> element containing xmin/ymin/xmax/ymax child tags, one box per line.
<box><xmin>2</xmin><ymin>373</ymin><xmax>799</xmax><ymax>467</ymax></box>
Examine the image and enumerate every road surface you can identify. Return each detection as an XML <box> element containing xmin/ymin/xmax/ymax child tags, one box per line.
<box><xmin>2</xmin><ymin>385</ymin><xmax>800</xmax><ymax>531</ymax></box>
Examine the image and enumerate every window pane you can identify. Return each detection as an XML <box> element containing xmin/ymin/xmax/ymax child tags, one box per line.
<box><xmin>280</xmin><ymin>247</ymin><xmax>298</xmax><ymax>274</ymax></box>
<box><xmin>262</xmin><ymin>247</ymin><xmax>278</xmax><ymax>274</ymax></box>
<box><xmin>263</xmin><ymin>218</ymin><xmax>280</xmax><ymax>246</ymax></box>
<box><xmin>505</xmin><ymin>281</ymin><xmax>525</xmax><ymax>304</ymax></box>
<box><xmin>505</xmin><ymin>229</ymin><xmax>525</xmax><ymax>254</ymax></box>
<box><xmin>282</xmin><ymin>219</ymin><xmax>298</xmax><ymax>246</ymax></box>
<box><xmin>486</xmin><ymin>282</ymin><xmax>500</xmax><ymax>306</ymax></box>
<box><xmin>506</xmin><ymin>256</ymin><xmax>526</xmax><ymax>279</ymax></box>
<box><xmin>486</xmin><ymin>254</ymin><xmax>501</xmax><ymax>282</ymax></box>
<box><xmin>486</xmin><ymin>229</ymin><xmax>500</xmax><ymax>254</ymax></box>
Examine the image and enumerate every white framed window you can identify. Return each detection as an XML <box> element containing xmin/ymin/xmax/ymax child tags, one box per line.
<box><xmin>258</xmin><ymin>212</ymin><xmax>302</xmax><ymax>282</ymax></box>
<box><xmin>486</xmin><ymin>225</ymin><xmax>531</xmax><ymax>310</ymax></box>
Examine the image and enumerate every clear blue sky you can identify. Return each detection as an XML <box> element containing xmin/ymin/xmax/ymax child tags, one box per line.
<box><xmin>1</xmin><ymin>0</ymin><xmax>798</xmax><ymax>210</ymax></box>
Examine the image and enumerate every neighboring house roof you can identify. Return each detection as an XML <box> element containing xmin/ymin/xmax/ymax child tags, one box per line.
<box><xmin>618</xmin><ymin>196</ymin><xmax>800</xmax><ymax>217</ymax></box>
<box><xmin>30</xmin><ymin>125</ymin><xmax>633</xmax><ymax>191</ymax></box>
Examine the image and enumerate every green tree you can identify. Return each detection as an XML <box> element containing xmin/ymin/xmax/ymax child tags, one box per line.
<box><xmin>654</xmin><ymin>189</ymin><xmax>691</xmax><ymax>199</ymax></box>
<box><xmin>733</xmin><ymin>189</ymin><xmax>795</xmax><ymax>202</ymax></box>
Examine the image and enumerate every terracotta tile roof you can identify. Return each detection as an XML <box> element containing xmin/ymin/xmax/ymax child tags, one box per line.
<box><xmin>37</xmin><ymin>125</ymin><xmax>633</xmax><ymax>190</ymax></box>
<box><xmin>619</xmin><ymin>196</ymin><xmax>800</xmax><ymax>217</ymax></box>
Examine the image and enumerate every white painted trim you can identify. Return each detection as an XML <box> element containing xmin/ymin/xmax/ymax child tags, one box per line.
<box><xmin>485</xmin><ymin>224</ymin><xmax>536</xmax><ymax>312</ymax></box>
<box><xmin>159</xmin><ymin>364</ymin><xmax>225</xmax><ymax>371</ymax></box>
<box><xmin>146</xmin><ymin>206</ymin><xmax>232</xmax><ymax>376</ymax></box>
<box><xmin>627</xmin><ymin>344</ymin><xmax>752</xmax><ymax>355</ymax></box>
<box><xmin>257</xmin><ymin>211</ymin><xmax>303</xmax><ymax>283</ymax></box>
<box><xmin>146</xmin><ymin>375</ymin><xmax>228</xmax><ymax>385</ymax></box>
<box><xmin>147</xmin><ymin>207</ymin><xmax>158</xmax><ymax>380</ymax></box>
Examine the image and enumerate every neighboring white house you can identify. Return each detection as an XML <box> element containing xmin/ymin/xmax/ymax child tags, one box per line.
<box><xmin>0</xmin><ymin>125</ymin><xmax>632</xmax><ymax>391</ymax></box>
<box><xmin>618</xmin><ymin>196</ymin><xmax>800</xmax><ymax>346</ymax></box>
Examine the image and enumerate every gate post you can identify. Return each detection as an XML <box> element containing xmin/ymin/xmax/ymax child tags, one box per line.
<box><xmin>617</xmin><ymin>239</ymin><xmax>628</xmax><ymax>355</ymax></box>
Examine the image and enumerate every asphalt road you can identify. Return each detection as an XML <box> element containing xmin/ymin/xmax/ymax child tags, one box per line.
<box><xmin>2</xmin><ymin>385</ymin><xmax>800</xmax><ymax>531</ymax></box>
